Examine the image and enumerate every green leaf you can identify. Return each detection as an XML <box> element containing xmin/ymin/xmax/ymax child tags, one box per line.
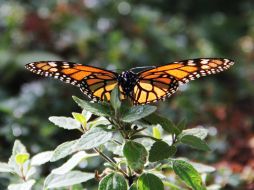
<box><xmin>129</xmin><ymin>183</ymin><xmax>138</xmax><ymax>190</ymax></box>
<box><xmin>73</xmin><ymin>96</ymin><xmax>111</xmax><ymax>117</ymax></box>
<box><xmin>25</xmin><ymin>166</ymin><xmax>36</xmax><ymax>180</ymax></box>
<box><xmin>31</xmin><ymin>151</ymin><xmax>53</xmax><ymax>166</ymax></box>
<box><xmin>12</xmin><ymin>140</ymin><xmax>27</xmax><ymax>156</ymax></box>
<box><xmin>50</xmin><ymin>140</ymin><xmax>78</xmax><ymax>162</ymax></box>
<box><xmin>52</xmin><ymin>151</ymin><xmax>98</xmax><ymax>175</ymax></box>
<box><xmin>15</xmin><ymin>153</ymin><xmax>30</xmax><ymax>165</ymax></box>
<box><xmin>149</xmin><ymin>141</ymin><xmax>176</xmax><ymax>162</ymax></box>
<box><xmin>99</xmin><ymin>173</ymin><xmax>127</xmax><ymax>190</ymax></box>
<box><xmin>152</xmin><ymin>127</ymin><xmax>161</xmax><ymax>139</ymax></box>
<box><xmin>123</xmin><ymin>141</ymin><xmax>148</xmax><ymax>173</ymax></box>
<box><xmin>177</xmin><ymin>119</ymin><xmax>187</xmax><ymax>132</ymax></box>
<box><xmin>49</xmin><ymin>116</ymin><xmax>81</xmax><ymax>130</ymax></box>
<box><xmin>163</xmin><ymin>181</ymin><xmax>182</xmax><ymax>190</ymax></box>
<box><xmin>72</xmin><ymin>112</ymin><xmax>87</xmax><ymax>126</ymax></box>
<box><xmin>82</xmin><ymin>109</ymin><xmax>92</xmax><ymax>121</ymax></box>
<box><xmin>179</xmin><ymin>128</ymin><xmax>208</xmax><ymax>140</ymax></box>
<box><xmin>119</xmin><ymin>99</ymin><xmax>132</xmax><ymax>113</ymax></box>
<box><xmin>144</xmin><ymin>114</ymin><xmax>180</xmax><ymax>135</ymax></box>
<box><xmin>8</xmin><ymin>140</ymin><xmax>28</xmax><ymax>177</ymax></box>
<box><xmin>137</xmin><ymin>173</ymin><xmax>164</xmax><ymax>190</ymax></box>
<box><xmin>75</xmin><ymin>127</ymin><xmax>113</xmax><ymax>150</ymax></box>
<box><xmin>110</xmin><ymin>86</ymin><xmax>121</xmax><ymax>111</ymax></box>
<box><xmin>173</xmin><ymin>160</ymin><xmax>206</xmax><ymax>190</ymax></box>
<box><xmin>180</xmin><ymin>135</ymin><xmax>210</xmax><ymax>151</ymax></box>
<box><xmin>105</xmin><ymin>141</ymin><xmax>123</xmax><ymax>156</ymax></box>
<box><xmin>86</xmin><ymin>116</ymin><xmax>110</xmax><ymax>129</ymax></box>
<box><xmin>44</xmin><ymin>171</ymin><xmax>93</xmax><ymax>189</ymax></box>
<box><xmin>0</xmin><ymin>162</ymin><xmax>13</xmax><ymax>173</ymax></box>
<box><xmin>8</xmin><ymin>180</ymin><xmax>35</xmax><ymax>190</ymax></box>
<box><xmin>103</xmin><ymin>162</ymin><xmax>116</xmax><ymax>170</ymax></box>
<box><xmin>121</xmin><ymin>105</ymin><xmax>157</xmax><ymax>123</ymax></box>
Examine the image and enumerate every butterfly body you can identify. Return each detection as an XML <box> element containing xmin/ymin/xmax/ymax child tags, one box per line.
<box><xmin>25</xmin><ymin>58</ymin><xmax>234</xmax><ymax>105</ymax></box>
<box><xmin>118</xmin><ymin>71</ymin><xmax>138</xmax><ymax>97</ymax></box>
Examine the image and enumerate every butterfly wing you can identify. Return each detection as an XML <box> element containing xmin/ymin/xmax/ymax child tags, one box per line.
<box><xmin>133</xmin><ymin>58</ymin><xmax>234</xmax><ymax>104</ymax></box>
<box><xmin>132</xmin><ymin>74</ymin><xmax>179</xmax><ymax>105</ymax></box>
<box><xmin>139</xmin><ymin>58</ymin><xmax>234</xmax><ymax>84</ymax></box>
<box><xmin>25</xmin><ymin>61</ymin><xmax>118</xmax><ymax>101</ymax></box>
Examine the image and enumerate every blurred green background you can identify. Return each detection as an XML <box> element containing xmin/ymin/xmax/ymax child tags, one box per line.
<box><xmin>0</xmin><ymin>0</ymin><xmax>253</xmax><ymax>189</ymax></box>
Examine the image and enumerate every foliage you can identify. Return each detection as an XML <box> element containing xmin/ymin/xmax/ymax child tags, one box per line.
<box><xmin>0</xmin><ymin>0</ymin><xmax>254</xmax><ymax>189</ymax></box>
<box><xmin>0</xmin><ymin>88</ymin><xmax>216</xmax><ymax>189</ymax></box>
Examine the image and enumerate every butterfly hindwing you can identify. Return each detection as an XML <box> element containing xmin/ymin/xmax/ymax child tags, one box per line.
<box><xmin>133</xmin><ymin>74</ymin><xmax>179</xmax><ymax>105</ymax></box>
<box><xmin>80</xmin><ymin>74</ymin><xmax>118</xmax><ymax>101</ymax></box>
<box><xmin>25</xmin><ymin>61</ymin><xmax>118</xmax><ymax>102</ymax></box>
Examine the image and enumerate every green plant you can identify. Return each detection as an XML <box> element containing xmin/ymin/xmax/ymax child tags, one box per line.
<box><xmin>0</xmin><ymin>87</ymin><xmax>217</xmax><ymax>190</ymax></box>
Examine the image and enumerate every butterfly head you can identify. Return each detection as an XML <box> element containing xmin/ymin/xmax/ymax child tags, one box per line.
<box><xmin>118</xmin><ymin>71</ymin><xmax>138</xmax><ymax>96</ymax></box>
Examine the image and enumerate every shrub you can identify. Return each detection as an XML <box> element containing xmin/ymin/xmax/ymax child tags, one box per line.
<box><xmin>0</xmin><ymin>88</ymin><xmax>216</xmax><ymax>190</ymax></box>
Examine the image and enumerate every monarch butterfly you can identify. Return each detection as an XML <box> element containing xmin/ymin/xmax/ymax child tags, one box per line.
<box><xmin>25</xmin><ymin>58</ymin><xmax>234</xmax><ymax>105</ymax></box>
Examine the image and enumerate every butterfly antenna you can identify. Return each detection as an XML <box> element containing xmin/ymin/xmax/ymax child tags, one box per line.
<box><xmin>130</xmin><ymin>66</ymin><xmax>156</xmax><ymax>72</ymax></box>
<box><xmin>113</xmin><ymin>69</ymin><xmax>124</xmax><ymax>72</ymax></box>
<box><xmin>112</xmin><ymin>66</ymin><xmax>156</xmax><ymax>73</ymax></box>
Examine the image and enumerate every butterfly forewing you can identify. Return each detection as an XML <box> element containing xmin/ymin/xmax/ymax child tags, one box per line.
<box><xmin>139</xmin><ymin>58</ymin><xmax>234</xmax><ymax>85</ymax></box>
<box><xmin>25</xmin><ymin>61</ymin><xmax>118</xmax><ymax>102</ymax></box>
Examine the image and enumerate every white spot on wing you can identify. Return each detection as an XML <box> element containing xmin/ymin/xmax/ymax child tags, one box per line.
<box><xmin>187</xmin><ymin>60</ymin><xmax>196</xmax><ymax>66</ymax></box>
<box><xmin>201</xmin><ymin>59</ymin><xmax>209</xmax><ymax>64</ymax></box>
<box><xmin>48</xmin><ymin>62</ymin><xmax>57</xmax><ymax>67</ymax></box>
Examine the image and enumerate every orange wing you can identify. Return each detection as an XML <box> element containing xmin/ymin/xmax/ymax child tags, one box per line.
<box><xmin>133</xmin><ymin>58</ymin><xmax>234</xmax><ymax>104</ymax></box>
<box><xmin>132</xmin><ymin>74</ymin><xmax>179</xmax><ymax>105</ymax></box>
<box><xmin>139</xmin><ymin>58</ymin><xmax>234</xmax><ymax>84</ymax></box>
<box><xmin>25</xmin><ymin>61</ymin><xmax>118</xmax><ymax>101</ymax></box>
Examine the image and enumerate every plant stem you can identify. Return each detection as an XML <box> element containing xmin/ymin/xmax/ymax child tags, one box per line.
<box><xmin>130</xmin><ymin>127</ymin><xmax>147</xmax><ymax>136</ymax></box>
<box><xmin>107</xmin><ymin>116</ymin><xmax>127</xmax><ymax>139</ymax></box>
<box><xmin>80</xmin><ymin>121</ymin><xmax>129</xmax><ymax>178</ymax></box>
<box><xmin>20</xmin><ymin>165</ymin><xmax>26</xmax><ymax>182</ymax></box>
<box><xmin>172</xmin><ymin>134</ymin><xmax>178</xmax><ymax>145</ymax></box>
<box><xmin>79</xmin><ymin>123</ymin><xmax>128</xmax><ymax>178</ymax></box>
<box><xmin>127</xmin><ymin>166</ymin><xmax>132</xmax><ymax>177</ymax></box>
<box><xmin>93</xmin><ymin>147</ymin><xmax>128</xmax><ymax>178</ymax></box>
<box><xmin>113</xmin><ymin>140</ymin><xmax>122</xmax><ymax>145</ymax></box>
<box><xmin>130</xmin><ymin>134</ymin><xmax>159</xmax><ymax>141</ymax></box>
<box><xmin>94</xmin><ymin>147</ymin><xmax>116</xmax><ymax>164</ymax></box>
